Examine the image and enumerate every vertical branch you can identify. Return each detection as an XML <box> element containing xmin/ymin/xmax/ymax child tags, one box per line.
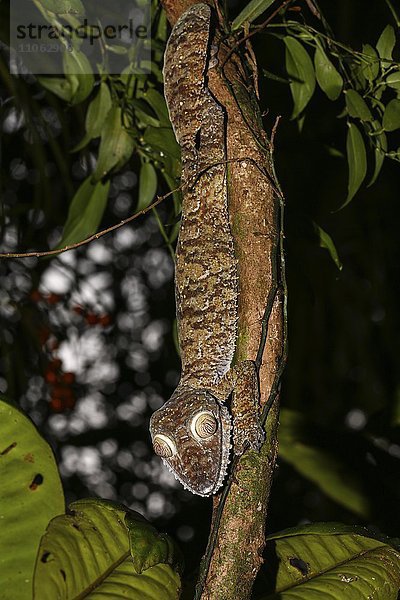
<box><xmin>161</xmin><ymin>2</ymin><xmax>286</xmax><ymax>598</ymax></box>
<box><xmin>197</xmin><ymin>44</ymin><xmax>286</xmax><ymax>598</ymax></box>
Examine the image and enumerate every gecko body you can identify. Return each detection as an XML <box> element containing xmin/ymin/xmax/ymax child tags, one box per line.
<box><xmin>150</xmin><ymin>4</ymin><xmax>263</xmax><ymax>496</ymax></box>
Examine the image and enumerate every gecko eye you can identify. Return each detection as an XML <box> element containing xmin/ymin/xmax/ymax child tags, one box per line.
<box><xmin>153</xmin><ymin>434</ymin><xmax>177</xmax><ymax>458</ymax></box>
<box><xmin>190</xmin><ymin>411</ymin><xmax>218</xmax><ymax>440</ymax></box>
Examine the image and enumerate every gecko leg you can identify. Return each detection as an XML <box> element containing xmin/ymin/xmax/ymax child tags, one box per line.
<box><xmin>209</xmin><ymin>361</ymin><xmax>264</xmax><ymax>455</ymax></box>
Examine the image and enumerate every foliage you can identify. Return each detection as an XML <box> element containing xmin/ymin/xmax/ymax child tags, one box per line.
<box><xmin>24</xmin><ymin>0</ymin><xmax>181</xmax><ymax>253</ymax></box>
<box><xmin>257</xmin><ymin>523</ymin><xmax>400</xmax><ymax>599</ymax></box>
<box><xmin>0</xmin><ymin>399</ymin><xmax>64</xmax><ymax>599</ymax></box>
<box><xmin>2</xmin><ymin>397</ymin><xmax>400</xmax><ymax>599</ymax></box>
<box><xmin>266</xmin><ymin>17</ymin><xmax>400</xmax><ymax>209</ymax></box>
<box><xmin>0</xmin><ymin>398</ymin><xmax>183</xmax><ymax>599</ymax></box>
<box><xmin>279</xmin><ymin>409</ymin><xmax>369</xmax><ymax>517</ymax></box>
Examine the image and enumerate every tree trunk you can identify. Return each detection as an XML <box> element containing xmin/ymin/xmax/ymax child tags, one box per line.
<box><xmin>161</xmin><ymin>2</ymin><xmax>287</xmax><ymax>598</ymax></box>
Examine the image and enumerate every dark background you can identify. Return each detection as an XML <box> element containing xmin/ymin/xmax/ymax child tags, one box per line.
<box><xmin>0</xmin><ymin>0</ymin><xmax>399</xmax><ymax>578</ymax></box>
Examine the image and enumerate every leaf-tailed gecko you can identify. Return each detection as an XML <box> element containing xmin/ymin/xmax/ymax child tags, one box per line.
<box><xmin>150</xmin><ymin>3</ymin><xmax>264</xmax><ymax>496</ymax></box>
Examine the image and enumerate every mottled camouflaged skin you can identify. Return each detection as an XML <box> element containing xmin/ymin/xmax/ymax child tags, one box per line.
<box><xmin>164</xmin><ymin>4</ymin><xmax>237</xmax><ymax>382</ymax></box>
<box><xmin>149</xmin><ymin>4</ymin><xmax>261</xmax><ymax>496</ymax></box>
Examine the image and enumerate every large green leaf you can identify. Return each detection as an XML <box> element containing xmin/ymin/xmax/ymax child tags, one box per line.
<box><xmin>55</xmin><ymin>176</ymin><xmax>110</xmax><ymax>249</ymax></box>
<box><xmin>93</xmin><ymin>107</ymin><xmax>135</xmax><ymax>181</ymax></box>
<box><xmin>258</xmin><ymin>523</ymin><xmax>400</xmax><ymax>599</ymax></box>
<box><xmin>314</xmin><ymin>44</ymin><xmax>343</xmax><ymax>101</ymax></box>
<box><xmin>0</xmin><ymin>398</ymin><xmax>65</xmax><ymax>600</ymax></box>
<box><xmin>340</xmin><ymin>122</ymin><xmax>367</xmax><ymax>209</ymax></box>
<box><xmin>284</xmin><ymin>37</ymin><xmax>316</xmax><ymax>119</ymax></box>
<box><xmin>33</xmin><ymin>498</ymin><xmax>182</xmax><ymax>599</ymax></box>
<box><xmin>231</xmin><ymin>0</ymin><xmax>276</xmax><ymax>31</ymax></box>
<box><xmin>279</xmin><ymin>409</ymin><xmax>369</xmax><ymax>517</ymax></box>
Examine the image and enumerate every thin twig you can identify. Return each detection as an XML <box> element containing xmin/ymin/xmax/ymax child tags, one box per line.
<box><xmin>0</xmin><ymin>189</ymin><xmax>177</xmax><ymax>259</ymax></box>
<box><xmin>270</xmin><ymin>115</ymin><xmax>282</xmax><ymax>152</ymax></box>
<box><xmin>304</xmin><ymin>0</ymin><xmax>321</xmax><ymax>19</ymax></box>
<box><xmin>0</xmin><ymin>153</ymin><xmax>281</xmax><ymax>260</ymax></box>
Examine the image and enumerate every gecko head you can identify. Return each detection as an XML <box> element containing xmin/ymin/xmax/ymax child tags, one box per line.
<box><xmin>149</xmin><ymin>390</ymin><xmax>232</xmax><ymax>496</ymax></box>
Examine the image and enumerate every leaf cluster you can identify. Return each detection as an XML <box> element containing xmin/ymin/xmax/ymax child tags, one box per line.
<box><xmin>266</xmin><ymin>21</ymin><xmax>400</xmax><ymax>209</ymax></box>
<box><xmin>230</xmin><ymin>2</ymin><xmax>400</xmax><ymax>269</ymax></box>
<box><xmin>0</xmin><ymin>398</ymin><xmax>183</xmax><ymax>599</ymax></box>
<box><xmin>32</xmin><ymin>0</ymin><xmax>180</xmax><ymax>252</ymax></box>
<box><xmin>2</xmin><ymin>397</ymin><xmax>400</xmax><ymax>599</ymax></box>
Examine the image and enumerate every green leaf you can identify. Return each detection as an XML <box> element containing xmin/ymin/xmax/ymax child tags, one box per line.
<box><xmin>73</xmin><ymin>82</ymin><xmax>112</xmax><ymax>151</ymax></box>
<box><xmin>386</xmin><ymin>71</ymin><xmax>400</xmax><ymax>87</ymax></box>
<box><xmin>33</xmin><ymin>499</ymin><xmax>182</xmax><ymax>600</ymax></box>
<box><xmin>284</xmin><ymin>37</ymin><xmax>316</xmax><ymax>119</ymax></box>
<box><xmin>361</xmin><ymin>43</ymin><xmax>380</xmax><ymax>82</ymax></box>
<box><xmin>231</xmin><ymin>0</ymin><xmax>276</xmax><ymax>31</ymax></box>
<box><xmin>314</xmin><ymin>44</ymin><xmax>343</xmax><ymax>101</ymax></box>
<box><xmin>368</xmin><ymin>120</ymin><xmax>387</xmax><ymax>186</ymax></box>
<box><xmin>55</xmin><ymin>176</ymin><xmax>110</xmax><ymax>249</ymax></box>
<box><xmin>37</xmin><ymin>76</ymin><xmax>74</xmax><ymax>102</ymax></box>
<box><xmin>85</xmin><ymin>82</ymin><xmax>112</xmax><ymax>138</ymax></box>
<box><xmin>63</xmin><ymin>48</ymin><xmax>95</xmax><ymax>105</ymax></box>
<box><xmin>340</xmin><ymin>122</ymin><xmax>367</xmax><ymax>209</ymax></box>
<box><xmin>138</xmin><ymin>162</ymin><xmax>158</xmax><ymax>211</ymax></box>
<box><xmin>0</xmin><ymin>398</ymin><xmax>64</xmax><ymax>600</ymax></box>
<box><xmin>312</xmin><ymin>223</ymin><xmax>342</xmax><ymax>270</ymax></box>
<box><xmin>345</xmin><ymin>89</ymin><xmax>372</xmax><ymax>121</ymax></box>
<box><xmin>132</xmin><ymin>99</ymin><xmax>161</xmax><ymax>128</ymax></box>
<box><xmin>258</xmin><ymin>523</ymin><xmax>400</xmax><ymax>599</ymax></box>
<box><xmin>376</xmin><ymin>25</ymin><xmax>396</xmax><ymax>67</ymax></box>
<box><xmin>383</xmin><ymin>98</ymin><xmax>400</xmax><ymax>131</ymax></box>
<box><xmin>125</xmin><ymin>512</ymin><xmax>183</xmax><ymax>574</ymax></box>
<box><xmin>279</xmin><ymin>409</ymin><xmax>370</xmax><ymax>516</ymax></box>
<box><xmin>93</xmin><ymin>107</ymin><xmax>135</xmax><ymax>180</ymax></box>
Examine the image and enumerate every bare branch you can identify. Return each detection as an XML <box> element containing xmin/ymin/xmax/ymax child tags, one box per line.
<box><xmin>0</xmin><ymin>189</ymin><xmax>177</xmax><ymax>260</ymax></box>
